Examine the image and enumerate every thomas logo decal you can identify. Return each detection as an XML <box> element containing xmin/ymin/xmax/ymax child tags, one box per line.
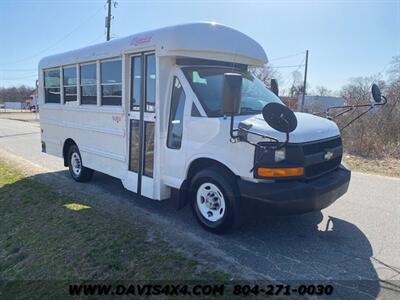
<box><xmin>112</xmin><ymin>115</ymin><xmax>122</xmax><ymax>123</ymax></box>
<box><xmin>130</xmin><ymin>35</ymin><xmax>152</xmax><ymax>46</ymax></box>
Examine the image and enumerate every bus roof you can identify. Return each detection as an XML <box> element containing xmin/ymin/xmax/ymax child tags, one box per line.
<box><xmin>39</xmin><ymin>22</ymin><xmax>268</xmax><ymax>69</ymax></box>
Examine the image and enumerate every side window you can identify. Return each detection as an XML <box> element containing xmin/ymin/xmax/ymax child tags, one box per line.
<box><xmin>167</xmin><ymin>77</ymin><xmax>186</xmax><ymax>149</ymax></box>
<box><xmin>44</xmin><ymin>69</ymin><xmax>61</xmax><ymax>103</ymax></box>
<box><xmin>63</xmin><ymin>66</ymin><xmax>77</xmax><ymax>103</ymax></box>
<box><xmin>80</xmin><ymin>63</ymin><xmax>97</xmax><ymax>105</ymax></box>
<box><xmin>101</xmin><ymin>59</ymin><xmax>122</xmax><ymax>106</ymax></box>
<box><xmin>145</xmin><ymin>54</ymin><xmax>156</xmax><ymax>112</ymax></box>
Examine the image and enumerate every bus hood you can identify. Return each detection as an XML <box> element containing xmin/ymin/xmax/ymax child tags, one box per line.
<box><xmin>238</xmin><ymin>112</ymin><xmax>340</xmax><ymax>143</ymax></box>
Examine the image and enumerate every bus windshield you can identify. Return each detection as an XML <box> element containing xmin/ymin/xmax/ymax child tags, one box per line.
<box><xmin>183</xmin><ymin>67</ymin><xmax>283</xmax><ymax>117</ymax></box>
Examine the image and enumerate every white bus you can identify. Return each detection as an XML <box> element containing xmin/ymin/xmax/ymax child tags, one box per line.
<box><xmin>39</xmin><ymin>22</ymin><xmax>351</xmax><ymax>233</ymax></box>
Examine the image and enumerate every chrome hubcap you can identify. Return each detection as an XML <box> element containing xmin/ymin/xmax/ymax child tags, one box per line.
<box><xmin>71</xmin><ymin>152</ymin><xmax>81</xmax><ymax>176</ymax></box>
<box><xmin>196</xmin><ymin>183</ymin><xmax>225</xmax><ymax>222</ymax></box>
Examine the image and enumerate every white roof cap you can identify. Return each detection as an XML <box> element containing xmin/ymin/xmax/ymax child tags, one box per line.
<box><xmin>39</xmin><ymin>22</ymin><xmax>267</xmax><ymax>69</ymax></box>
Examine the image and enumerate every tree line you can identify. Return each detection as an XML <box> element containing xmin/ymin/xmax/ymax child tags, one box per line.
<box><xmin>256</xmin><ymin>55</ymin><xmax>400</xmax><ymax>159</ymax></box>
<box><xmin>339</xmin><ymin>56</ymin><xmax>400</xmax><ymax>159</ymax></box>
<box><xmin>0</xmin><ymin>85</ymin><xmax>35</xmax><ymax>103</ymax></box>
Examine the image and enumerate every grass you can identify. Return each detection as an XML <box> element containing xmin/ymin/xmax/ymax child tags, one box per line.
<box><xmin>0</xmin><ymin>160</ymin><xmax>227</xmax><ymax>299</ymax></box>
<box><xmin>343</xmin><ymin>154</ymin><xmax>400</xmax><ymax>178</ymax></box>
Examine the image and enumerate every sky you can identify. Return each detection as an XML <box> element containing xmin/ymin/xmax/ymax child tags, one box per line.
<box><xmin>0</xmin><ymin>0</ymin><xmax>399</xmax><ymax>92</ymax></box>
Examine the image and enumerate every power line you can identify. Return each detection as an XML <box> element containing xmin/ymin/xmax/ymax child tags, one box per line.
<box><xmin>0</xmin><ymin>68</ymin><xmax>37</xmax><ymax>72</ymax></box>
<box><xmin>0</xmin><ymin>74</ymin><xmax>38</xmax><ymax>81</ymax></box>
<box><xmin>0</xmin><ymin>5</ymin><xmax>104</xmax><ymax>65</ymax></box>
<box><xmin>88</xmin><ymin>33</ymin><xmax>107</xmax><ymax>45</ymax></box>
<box><xmin>270</xmin><ymin>64</ymin><xmax>305</xmax><ymax>69</ymax></box>
<box><xmin>269</xmin><ymin>51</ymin><xmax>306</xmax><ymax>62</ymax></box>
<box><xmin>276</xmin><ymin>57</ymin><xmax>306</xmax><ymax>90</ymax></box>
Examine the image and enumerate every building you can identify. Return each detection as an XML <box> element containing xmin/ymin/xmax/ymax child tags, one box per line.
<box><xmin>282</xmin><ymin>95</ymin><xmax>346</xmax><ymax>113</ymax></box>
<box><xmin>280</xmin><ymin>96</ymin><xmax>299</xmax><ymax>110</ymax></box>
<box><xmin>4</xmin><ymin>101</ymin><xmax>24</xmax><ymax>110</ymax></box>
<box><xmin>300</xmin><ymin>95</ymin><xmax>346</xmax><ymax>113</ymax></box>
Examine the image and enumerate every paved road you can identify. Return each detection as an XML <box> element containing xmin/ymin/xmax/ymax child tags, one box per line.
<box><xmin>1</xmin><ymin>116</ymin><xmax>399</xmax><ymax>299</ymax></box>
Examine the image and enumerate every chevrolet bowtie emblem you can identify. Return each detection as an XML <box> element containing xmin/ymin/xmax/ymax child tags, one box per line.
<box><xmin>324</xmin><ymin>150</ymin><xmax>334</xmax><ymax>161</ymax></box>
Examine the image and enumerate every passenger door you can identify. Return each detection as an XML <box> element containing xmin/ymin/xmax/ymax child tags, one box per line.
<box><xmin>127</xmin><ymin>52</ymin><xmax>156</xmax><ymax>198</ymax></box>
<box><xmin>163</xmin><ymin>71</ymin><xmax>189</xmax><ymax>187</ymax></box>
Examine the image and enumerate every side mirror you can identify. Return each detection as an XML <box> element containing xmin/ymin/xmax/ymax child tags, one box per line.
<box><xmin>262</xmin><ymin>102</ymin><xmax>297</xmax><ymax>133</ymax></box>
<box><xmin>371</xmin><ymin>84</ymin><xmax>382</xmax><ymax>103</ymax></box>
<box><xmin>271</xmin><ymin>79</ymin><xmax>279</xmax><ymax>96</ymax></box>
<box><xmin>221</xmin><ymin>73</ymin><xmax>242</xmax><ymax>115</ymax></box>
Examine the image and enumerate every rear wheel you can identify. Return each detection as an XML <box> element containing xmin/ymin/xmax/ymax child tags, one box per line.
<box><xmin>190</xmin><ymin>168</ymin><xmax>242</xmax><ymax>233</ymax></box>
<box><xmin>68</xmin><ymin>145</ymin><xmax>94</xmax><ymax>182</ymax></box>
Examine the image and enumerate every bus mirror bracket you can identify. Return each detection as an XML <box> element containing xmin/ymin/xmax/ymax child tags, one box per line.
<box><xmin>323</xmin><ymin>84</ymin><xmax>387</xmax><ymax>130</ymax></box>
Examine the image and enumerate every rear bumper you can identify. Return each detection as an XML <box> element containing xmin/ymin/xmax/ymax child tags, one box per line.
<box><xmin>237</xmin><ymin>165</ymin><xmax>351</xmax><ymax>215</ymax></box>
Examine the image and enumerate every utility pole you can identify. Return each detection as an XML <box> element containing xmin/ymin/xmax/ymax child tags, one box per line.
<box><xmin>106</xmin><ymin>0</ymin><xmax>112</xmax><ymax>41</ymax></box>
<box><xmin>301</xmin><ymin>50</ymin><xmax>309</xmax><ymax>111</ymax></box>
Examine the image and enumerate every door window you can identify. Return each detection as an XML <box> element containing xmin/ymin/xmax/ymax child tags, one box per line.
<box><xmin>145</xmin><ymin>54</ymin><xmax>156</xmax><ymax>112</ymax></box>
<box><xmin>167</xmin><ymin>77</ymin><xmax>186</xmax><ymax>149</ymax></box>
<box><xmin>129</xmin><ymin>120</ymin><xmax>140</xmax><ymax>172</ymax></box>
<box><xmin>129</xmin><ymin>52</ymin><xmax>155</xmax><ymax>181</ymax></box>
<box><xmin>131</xmin><ymin>56</ymin><xmax>142</xmax><ymax>111</ymax></box>
<box><xmin>143</xmin><ymin>122</ymin><xmax>154</xmax><ymax>177</ymax></box>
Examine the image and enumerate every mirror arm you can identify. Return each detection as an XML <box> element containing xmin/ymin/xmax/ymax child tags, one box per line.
<box><xmin>229</xmin><ymin>117</ymin><xmax>281</xmax><ymax>144</ymax></box>
<box><xmin>249</xmin><ymin>131</ymin><xmax>288</xmax><ymax>173</ymax></box>
<box><xmin>324</xmin><ymin>95</ymin><xmax>388</xmax><ymax>126</ymax></box>
<box><xmin>340</xmin><ymin>106</ymin><xmax>374</xmax><ymax>130</ymax></box>
<box><xmin>337</xmin><ymin>96</ymin><xmax>388</xmax><ymax>130</ymax></box>
<box><xmin>277</xmin><ymin>131</ymin><xmax>290</xmax><ymax>149</ymax></box>
<box><xmin>275</xmin><ymin>117</ymin><xmax>291</xmax><ymax>149</ymax></box>
<box><xmin>326</xmin><ymin>96</ymin><xmax>388</xmax><ymax>119</ymax></box>
<box><xmin>238</xmin><ymin>128</ymin><xmax>280</xmax><ymax>143</ymax></box>
<box><xmin>328</xmin><ymin>107</ymin><xmax>354</xmax><ymax>119</ymax></box>
<box><xmin>249</xmin><ymin>131</ymin><xmax>289</xmax><ymax>173</ymax></box>
<box><xmin>229</xmin><ymin>114</ymin><xmax>237</xmax><ymax>139</ymax></box>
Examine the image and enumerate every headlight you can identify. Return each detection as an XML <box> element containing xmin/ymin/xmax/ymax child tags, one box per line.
<box><xmin>274</xmin><ymin>148</ymin><xmax>286</xmax><ymax>162</ymax></box>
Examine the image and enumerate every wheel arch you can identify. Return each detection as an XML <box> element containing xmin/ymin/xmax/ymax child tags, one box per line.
<box><xmin>185</xmin><ymin>157</ymin><xmax>238</xmax><ymax>183</ymax></box>
<box><xmin>176</xmin><ymin>156</ymin><xmax>238</xmax><ymax>209</ymax></box>
<box><xmin>62</xmin><ymin>138</ymin><xmax>77</xmax><ymax>167</ymax></box>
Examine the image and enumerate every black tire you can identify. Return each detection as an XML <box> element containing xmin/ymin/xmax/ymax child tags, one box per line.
<box><xmin>67</xmin><ymin>144</ymin><xmax>94</xmax><ymax>182</ymax></box>
<box><xmin>190</xmin><ymin>167</ymin><xmax>242</xmax><ymax>234</ymax></box>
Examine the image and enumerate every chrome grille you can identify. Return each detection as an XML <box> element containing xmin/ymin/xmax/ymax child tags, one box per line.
<box><xmin>254</xmin><ymin>136</ymin><xmax>343</xmax><ymax>180</ymax></box>
<box><xmin>302</xmin><ymin>137</ymin><xmax>342</xmax><ymax>179</ymax></box>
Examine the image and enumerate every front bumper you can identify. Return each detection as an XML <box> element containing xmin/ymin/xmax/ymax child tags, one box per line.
<box><xmin>237</xmin><ymin>164</ymin><xmax>351</xmax><ymax>215</ymax></box>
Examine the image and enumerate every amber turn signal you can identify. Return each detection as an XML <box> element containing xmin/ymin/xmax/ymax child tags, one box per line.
<box><xmin>257</xmin><ymin>167</ymin><xmax>304</xmax><ymax>178</ymax></box>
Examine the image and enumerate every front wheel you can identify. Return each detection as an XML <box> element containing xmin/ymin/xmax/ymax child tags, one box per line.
<box><xmin>190</xmin><ymin>168</ymin><xmax>242</xmax><ymax>233</ymax></box>
<box><xmin>68</xmin><ymin>145</ymin><xmax>94</xmax><ymax>182</ymax></box>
